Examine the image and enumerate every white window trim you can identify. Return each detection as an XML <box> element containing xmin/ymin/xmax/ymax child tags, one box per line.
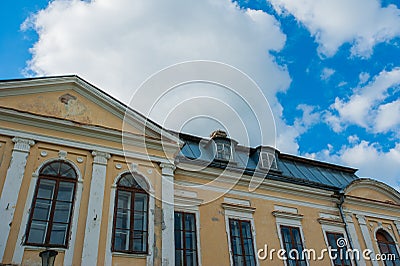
<box><xmin>320</xmin><ymin>221</ymin><xmax>352</xmax><ymax>266</ymax></box>
<box><xmin>215</xmin><ymin>141</ymin><xmax>233</xmax><ymax>161</ymax></box>
<box><xmin>174</xmin><ymin>193</ymin><xmax>203</xmax><ymax>266</ymax></box>
<box><xmin>373</xmin><ymin>226</ymin><xmax>400</xmax><ymax>260</ymax></box>
<box><xmin>273</xmin><ymin>210</ymin><xmax>309</xmax><ymax>266</ymax></box>
<box><xmin>105</xmin><ymin>170</ymin><xmax>155</xmax><ymax>266</ymax></box>
<box><xmin>12</xmin><ymin>158</ymin><xmax>83</xmax><ymax>266</ymax></box>
<box><xmin>223</xmin><ymin>199</ymin><xmax>259</xmax><ymax>266</ymax></box>
<box><xmin>259</xmin><ymin>151</ymin><xmax>278</xmax><ymax>170</ymax></box>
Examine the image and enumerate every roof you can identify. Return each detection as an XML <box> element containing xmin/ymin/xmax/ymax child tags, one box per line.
<box><xmin>0</xmin><ymin>75</ymin><xmax>358</xmax><ymax>190</ymax></box>
<box><xmin>178</xmin><ymin>133</ymin><xmax>358</xmax><ymax>191</ymax></box>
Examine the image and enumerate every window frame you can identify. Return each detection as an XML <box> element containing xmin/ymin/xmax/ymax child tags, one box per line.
<box><xmin>324</xmin><ymin>231</ymin><xmax>352</xmax><ymax>266</ymax></box>
<box><xmin>215</xmin><ymin>141</ymin><xmax>232</xmax><ymax>161</ymax></box>
<box><xmin>111</xmin><ymin>173</ymin><xmax>150</xmax><ymax>254</ymax></box>
<box><xmin>228</xmin><ymin>218</ymin><xmax>257</xmax><ymax>266</ymax></box>
<box><xmin>375</xmin><ymin>229</ymin><xmax>400</xmax><ymax>266</ymax></box>
<box><xmin>280</xmin><ymin>225</ymin><xmax>307</xmax><ymax>266</ymax></box>
<box><xmin>259</xmin><ymin>151</ymin><xmax>278</xmax><ymax>170</ymax></box>
<box><xmin>223</xmin><ymin>198</ymin><xmax>258</xmax><ymax>266</ymax></box>
<box><xmin>174</xmin><ymin>211</ymin><xmax>199</xmax><ymax>266</ymax></box>
<box><xmin>25</xmin><ymin>161</ymin><xmax>77</xmax><ymax>248</ymax></box>
<box><xmin>274</xmin><ymin>209</ymin><xmax>308</xmax><ymax>266</ymax></box>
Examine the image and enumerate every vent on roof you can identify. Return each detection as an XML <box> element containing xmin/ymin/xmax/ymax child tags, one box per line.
<box><xmin>260</xmin><ymin>151</ymin><xmax>278</xmax><ymax>170</ymax></box>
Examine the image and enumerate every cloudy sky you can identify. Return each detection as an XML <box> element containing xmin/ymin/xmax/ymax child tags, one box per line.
<box><xmin>1</xmin><ymin>0</ymin><xmax>400</xmax><ymax>189</ymax></box>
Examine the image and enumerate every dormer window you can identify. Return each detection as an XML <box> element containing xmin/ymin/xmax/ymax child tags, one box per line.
<box><xmin>210</xmin><ymin>130</ymin><xmax>234</xmax><ymax>162</ymax></box>
<box><xmin>216</xmin><ymin>142</ymin><xmax>231</xmax><ymax>161</ymax></box>
<box><xmin>260</xmin><ymin>151</ymin><xmax>278</xmax><ymax>170</ymax></box>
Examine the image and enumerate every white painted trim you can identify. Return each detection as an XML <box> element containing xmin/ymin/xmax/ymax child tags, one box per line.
<box><xmin>161</xmin><ymin>163</ymin><xmax>176</xmax><ymax>266</ymax></box>
<box><xmin>274</xmin><ymin>213</ymin><xmax>309</xmax><ymax>266</ymax></box>
<box><xmin>175</xmin><ymin>180</ymin><xmax>337</xmax><ymax>212</ymax></box>
<box><xmin>0</xmin><ymin>137</ymin><xmax>34</xmax><ymax>262</ymax></box>
<box><xmin>12</xmin><ymin>158</ymin><xmax>83</xmax><ymax>265</ymax></box>
<box><xmin>0</xmin><ymin>128</ymin><xmax>172</xmax><ymax>165</ymax></box>
<box><xmin>356</xmin><ymin>215</ymin><xmax>379</xmax><ymax>266</ymax></box>
<box><xmin>348</xmin><ymin>209</ymin><xmax>400</xmax><ymax>224</ymax></box>
<box><xmin>105</xmin><ymin>170</ymin><xmax>155</xmax><ymax>266</ymax></box>
<box><xmin>372</xmin><ymin>227</ymin><xmax>400</xmax><ymax>260</ymax></box>
<box><xmin>0</xmin><ymin>76</ymin><xmax>183</xmax><ymax>146</ymax></box>
<box><xmin>320</xmin><ymin>223</ymin><xmax>351</xmax><ymax>266</ymax></box>
<box><xmin>342</xmin><ymin>212</ymin><xmax>366</xmax><ymax>266</ymax></box>
<box><xmin>223</xmin><ymin>202</ymin><xmax>259</xmax><ymax>266</ymax></box>
<box><xmin>81</xmin><ymin>151</ymin><xmax>110</xmax><ymax>265</ymax></box>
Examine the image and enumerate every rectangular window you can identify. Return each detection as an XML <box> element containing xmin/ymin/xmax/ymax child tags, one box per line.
<box><xmin>229</xmin><ymin>219</ymin><xmax>256</xmax><ymax>266</ymax></box>
<box><xmin>216</xmin><ymin>142</ymin><xmax>231</xmax><ymax>161</ymax></box>
<box><xmin>260</xmin><ymin>151</ymin><xmax>278</xmax><ymax>170</ymax></box>
<box><xmin>325</xmin><ymin>232</ymin><xmax>351</xmax><ymax>266</ymax></box>
<box><xmin>175</xmin><ymin>212</ymin><xmax>199</xmax><ymax>266</ymax></box>
<box><xmin>280</xmin><ymin>225</ymin><xmax>307</xmax><ymax>266</ymax></box>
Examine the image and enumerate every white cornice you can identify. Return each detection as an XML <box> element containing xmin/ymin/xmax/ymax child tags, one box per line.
<box><xmin>0</xmin><ymin>127</ymin><xmax>171</xmax><ymax>164</ymax></box>
<box><xmin>221</xmin><ymin>202</ymin><xmax>256</xmax><ymax>214</ymax></box>
<box><xmin>272</xmin><ymin>210</ymin><xmax>303</xmax><ymax>220</ymax></box>
<box><xmin>0</xmin><ymin>107</ymin><xmax>178</xmax><ymax>153</ymax></box>
<box><xmin>0</xmin><ymin>76</ymin><xmax>183</xmax><ymax>146</ymax></box>
<box><xmin>175</xmin><ymin>164</ymin><xmax>336</xmax><ymax>201</ymax></box>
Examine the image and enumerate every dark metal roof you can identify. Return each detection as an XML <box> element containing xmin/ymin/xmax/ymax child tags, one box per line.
<box><xmin>178</xmin><ymin>134</ymin><xmax>358</xmax><ymax>191</ymax></box>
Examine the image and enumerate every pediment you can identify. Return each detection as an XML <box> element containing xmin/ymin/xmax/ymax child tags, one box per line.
<box><xmin>344</xmin><ymin>178</ymin><xmax>400</xmax><ymax>205</ymax></box>
<box><xmin>0</xmin><ymin>76</ymin><xmax>181</xmax><ymax>146</ymax></box>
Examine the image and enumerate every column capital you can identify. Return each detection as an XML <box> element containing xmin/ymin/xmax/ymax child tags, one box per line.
<box><xmin>12</xmin><ymin>137</ymin><xmax>35</xmax><ymax>152</ymax></box>
<box><xmin>356</xmin><ymin>214</ymin><xmax>367</xmax><ymax>225</ymax></box>
<box><xmin>394</xmin><ymin>221</ymin><xmax>400</xmax><ymax>234</ymax></box>
<box><xmin>160</xmin><ymin>163</ymin><xmax>176</xmax><ymax>176</ymax></box>
<box><xmin>92</xmin><ymin>151</ymin><xmax>111</xmax><ymax>165</ymax></box>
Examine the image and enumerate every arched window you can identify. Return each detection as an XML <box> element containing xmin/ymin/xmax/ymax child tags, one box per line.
<box><xmin>25</xmin><ymin>161</ymin><xmax>77</xmax><ymax>247</ymax></box>
<box><xmin>376</xmin><ymin>229</ymin><xmax>400</xmax><ymax>266</ymax></box>
<box><xmin>112</xmin><ymin>173</ymin><xmax>148</xmax><ymax>254</ymax></box>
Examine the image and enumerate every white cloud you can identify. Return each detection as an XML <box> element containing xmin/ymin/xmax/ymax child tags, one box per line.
<box><xmin>325</xmin><ymin>67</ymin><xmax>400</xmax><ymax>133</ymax></box>
<box><xmin>269</xmin><ymin>0</ymin><xmax>400</xmax><ymax>57</ymax></box>
<box><xmin>276</xmin><ymin>104</ymin><xmax>320</xmax><ymax>154</ymax></box>
<box><xmin>23</xmin><ymin>0</ymin><xmax>293</xmax><ymax>148</ymax></box>
<box><xmin>358</xmin><ymin>72</ymin><xmax>370</xmax><ymax>85</ymax></box>
<box><xmin>306</xmin><ymin>139</ymin><xmax>400</xmax><ymax>190</ymax></box>
<box><xmin>320</xmin><ymin>67</ymin><xmax>335</xmax><ymax>81</ymax></box>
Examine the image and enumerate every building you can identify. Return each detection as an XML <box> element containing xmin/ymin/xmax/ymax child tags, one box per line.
<box><xmin>0</xmin><ymin>75</ymin><xmax>399</xmax><ymax>266</ymax></box>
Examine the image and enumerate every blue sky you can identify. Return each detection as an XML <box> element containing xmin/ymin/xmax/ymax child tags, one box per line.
<box><xmin>1</xmin><ymin>0</ymin><xmax>399</xmax><ymax>189</ymax></box>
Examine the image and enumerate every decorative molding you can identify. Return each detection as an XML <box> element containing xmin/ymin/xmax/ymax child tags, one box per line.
<box><xmin>40</xmin><ymin>150</ymin><xmax>47</xmax><ymax>157</ymax></box>
<box><xmin>160</xmin><ymin>162</ymin><xmax>176</xmax><ymax>176</ymax></box>
<box><xmin>272</xmin><ymin>210</ymin><xmax>304</xmax><ymax>221</ymax></box>
<box><xmin>317</xmin><ymin>218</ymin><xmax>345</xmax><ymax>226</ymax></box>
<box><xmin>77</xmin><ymin>156</ymin><xmax>84</xmax><ymax>163</ymax></box>
<box><xmin>58</xmin><ymin>150</ymin><xmax>67</xmax><ymax>160</ymax></box>
<box><xmin>356</xmin><ymin>214</ymin><xmax>367</xmax><ymax>225</ymax></box>
<box><xmin>394</xmin><ymin>221</ymin><xmax>400</xmax><ymax>236</ymax></box>
<box><xmin>222</xmin><ymin>202</ymin><xmax>256</xmax><ymax>214</ymax></box>
<box><xmin>12</xmin><ymin>137</ymin><xmax>34</xmax><ymax>152</ymax></box>
<box><xmin>115</xmin><ymin>163</ymin><xmax>122</xmax><ymax>169</ymax></box>
<box><xmin>0</xmin><ymin>127</ymin><xmax>172</xmax><ymax>165</ymax></box>
<box><xmin>224</xmin><ymin>197</ymin><xmax>251</xmax><ymax>207</ymax></box>
<box><xmin>274</xmin><ymin>205</ymin><xmax>298</xmax><ymax>214</ymax></box>
<box><xmin>92</xmin><ymin>150</ymin><xmax>110</xmax><ymax>165</ymax></box>
<box><xmin>175</xmin><ymin>180</ymin><xmax>338</xmax><ymax>212</ymax></box>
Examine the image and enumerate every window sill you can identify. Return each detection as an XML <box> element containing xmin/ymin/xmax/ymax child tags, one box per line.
<box><xmin>24</xmin><ymin>246</ymin><xmax>66</xmax><ymax>253</ymax></box>
<box><xmin>112</xmin><ymin>252</ymin><xmax>148</xmax><ymax>258</ymax></box>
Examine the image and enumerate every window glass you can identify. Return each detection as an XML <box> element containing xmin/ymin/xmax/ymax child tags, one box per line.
<box><xmin>229</xmin><ymin>219</ymin><xmax>256</xmax><ymax>266</ymax></box>
<box><xmin>376</xmin><ymin>230</ymin><xmax>400</xmax><ymax>266</ymax></box>
<box><xmin>280</xmin><ymin>225</ymin><xmax>307</xmax><ymax>266</ymax></box>
<box><xmin>26</xmin><ymin>161</ymin><xmax>77</xmax><ymax>247</ymax></box>
<box><xmin>112</xmin><ymin>173</ymin><xmax>149</xmax><ymax>254</ymax></box>
<box><xmin>325</xmin><ymin>232</ymin><xmax>351</xmax><ymax>266</ymax></box>
<box><xmin>174</xmin><ymin>212</ymin><xmax>199</xmax><ymax>266</ymax></box>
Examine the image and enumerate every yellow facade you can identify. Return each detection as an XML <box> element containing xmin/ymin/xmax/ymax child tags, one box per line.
<box><xmin>0</xmin><ymin>76</ymin><xmax>399</xmax><ymax>266</ymax></box>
